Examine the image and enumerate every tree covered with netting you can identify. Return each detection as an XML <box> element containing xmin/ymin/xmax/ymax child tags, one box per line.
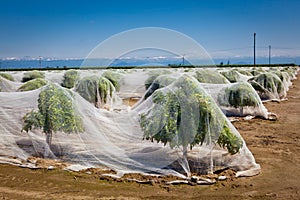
<box><xmin>61</xmin><ymin>69</ymin><xmax>79</xmax><ymax>89</ymax></box>
<box><xmin>22</xmin><ymin>70</ymin><xmax>45</xmax><ymax>82</ymax></box>
<box><xmin>249</xmin><ymin>72</ymin><xmax>286</xmax><ymax>100</ymax></box>
<box><xmin>234</xmin><ymin>69</ymin><xmax>252</xmax><ymax>76</ymax></box>
<box><xmin>18</xmin><ymin>78</ymin><xmax>47</xmax><ymax>91</ymax></box>
<box><xmin>22</xmin><ymin>84</ymin><xmax>84</xmax><ymax>147</ymax></box>
<box><xmin>75</xmin><ymin>76</ymin><xmax>115</xmax><ymax>108</ymax></box>
<box><xmin>221</xmin><ymin>70</ymin><xmax>239</xmax><ymax>83</ymax></box>
<box><xmin>102</xmin><ymin>70</ymin><xmax>123</xmax><ymax>91</ymax></box>
<box><xmin>282</xmin><ymin>66</ymin><xmax>298</xmax><ymax>80</ymax></box>
<box><xmin>144</xmin><ymin>75</ymin><xmax>176</xmax><ymax>100</ymax></box>
<box><xmin>250</xmin><ymin>67</ymin><xmax>266</xmax><ymax>76</ymax></box>
<box><xmin>217</xmin><ymin>82</ymin><xmax>262</xmax><ymax>116</ymax></box>
<box><xmin>194</xmin><ymin>69</ymin><xmax>230</xmax><ymax>84</ymax></box>
<box><xmin>139</xmin><ymin>75</ymin><xmax>243</xmax><ymax>171</ymax></box>
<box><xmin>144</xmin><ymin>70</ymin><xmax>172</xmax><ymax>90</ymax></box>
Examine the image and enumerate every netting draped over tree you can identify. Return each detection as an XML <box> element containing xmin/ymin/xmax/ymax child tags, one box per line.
<box><xmin>1</xmin><ymin>67</ymin><xmax>298</xmax><ymax>178</ymax></box>
<box><xmin>137</xmin><ymin>75</ymin><xmax>249</xmax><ymax>175</ymax></box>
<box><xmin>220</xmin><ymin>69</ymin><xmax>252</xmax><ymax>83</ymax></box>
<box><xmin>143</xmin><ymin>74</ymin><xmax>176</xmax><ymax>100</ymax></box>
<box><xmin>0</xmin><ymin>73</ymin><xmax>14</xmax><ymax>82</ymax></box>
<box><xmin>0</xmin><ymin>76</ymin><xmax>22</xmax><ymax>92</ymax></box>
<box><xmin>194</xmin><ymin>69</ymin><xmax>230</xmax><ymax>84</ymax></box>
<box><xmin>249</xmin><ymin>72</ymin><xmax>286</xmax><ymax>101</ymax></box>
<box><xmin>74</xmin><ymin>75</ymin><xmax>122</xmax><ymax>109</ymax></box>
<box><xmin>18</xmin><ymin>78</ymin><xmax>47</xmax><ymax>92</ymax></box>
<box><xmin>61</xmin><ymin>69</ymin><xmax>80</xmax><ymax>89</ymax></box>
<box><xmin>215</xmin><ymin>82</ymin><xmax>268</xmax><ymax>118</ymax></box>
<box><xmin>22</xmin><ymin>84</ymin><xmax>84</xmax><ymax>148</ymax></box>
<box><xmin>22</xmin><ymin>70</ymin><xmax>45</xmax><ymax>82</ymax></box>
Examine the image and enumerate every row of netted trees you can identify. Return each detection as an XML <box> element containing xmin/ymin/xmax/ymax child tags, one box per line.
<box><xmin>143</xmin><ymin>67</ymin><xmax>298</xmax><ymax>118</ymax></box>
<box><xmin>17</xmin><ymin>66</ymin><xmax>297</xmax><ymax>177</ymax></box>
<box><xmin>135</xmin><ymin>66</ymin><xmax>297</xmax><ymax>174</ymax></box>
<box><xmin>20</xmin><ymin>66</ymin><xmax>298</xmax><ymax>148</ymax></box>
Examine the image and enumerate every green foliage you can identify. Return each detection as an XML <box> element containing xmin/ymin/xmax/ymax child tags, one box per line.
<box><xmin>221</xmin><ymin>70</ymin><xmax>241</xmax><ymax>83</ymax></box>
<box><xmin>22</xmin><ymin>84</ymin><xmax>84</xmax><ymax>142</ymax></box>
<box><xmin>22</xmin><ymin>70</ymin><xmax>45</xmax><ymax>82</ymax></box>
<box><xmin>235</xmin><ymin>69</ymin><xmax>252</xmax><ymax>76</ymax></box>
<box><xmin>194</xmin><ymin>69</ymin><xmax>230</xmax><ymax>84</ymax></box>
<box><xmin>140</xmin><ymin>75</ymin><xmax>242</xmax><ymax>155</ymax></box>
<box><xmin>218</xmin><ymin>82</ymin><xmax>259</xmax><ymax>109</ymax></box>
<box><xmin>75</xmin><ymin>76</ymin><xmax>115</xmax><ymax>107</ymax></box>
<box><xmin>249</xmin><ymin>72</ymin><xmax>285</xmax><ymax>99</ymax></box>
<box><xmin>102</xmin><ymin>70</ymin><xmax>123</xmax><ymax>91</ymax></box>
<box><xmin>144</xmin><ymin>75</ymin><xmax>175</xmax><ymax>100</ymax></box>
<box><xmin>75</xmin><ymin>76</ymin><xmax>98</xmax><ymax>103</ymax></box>
<box><xmin>22</xmin><ymin>110</ymin><xmax>43</xmax><ymax>133</ymax></box>
<box><xmin>61</xmin><ymin>69</ymin><xmax>79</xmax><ymax>89</ymax></box>
<box><xmin>221</xmin><ymin>69</ymin><xmax>252</xmax><ymax>83</ymax></box>
<box><xmin>250</xmin><ymin>68</ymin><xmax>266</xmax><ymax>76</ymax></box>
<box><xmin>18</xmin><ymin>78</ymin><xmax>47</xmax><ymax>91</ymax></box>
<box><xmin>248</xmin><ymin>81</ymin><xmax>273</xmax><ymax>101</ymax></box>
<box><xmin>98</xmin><ymin>77</ymin><xmax>115</xmax><ymax>104</ymax></box>
<box><xmin>0</xmin><ymin>73</ymin><xmax>14</xmax><ymax>81</ymax></box>
<box><xmin>281</xmin><ymin>67</ymin><xmax>298</xmax><ymax>80</ymax></box>
<box><xmin>274</xmin><ymin>70</ymin><xmax>292</xmax><ymax>86</ymax></box>
<box><xmin>145</xmin><ymin>70</ymin><xmax>171</xmax><ymax>89</ymax></box>
<box><xmin>217</xmin><ymin>125</ymin><xmax>242</xmax><ymax>154</ymax></box>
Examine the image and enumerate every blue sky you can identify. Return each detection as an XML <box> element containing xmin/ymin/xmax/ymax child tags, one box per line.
<box><xmin>0</xmin><ymin>0</ymin><xmax>299</xmax><ymax>61</ymax></box>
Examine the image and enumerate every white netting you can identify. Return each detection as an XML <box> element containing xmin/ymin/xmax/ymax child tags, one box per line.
<box><xmin>201</xmin><ymin>82</ymin><xmax>268</xmax><ymax>118</ymax></box>
<box><xmin>219</xmin><ymin>69</ymin><xmax>253</xmax><ymax>83</ymax></box>
<box><xmin>0</xmin><ymin>76</ymin><xmax>22</xmax><ymax>92</ymax></box>
<box><xmin>0</xmin><ymin>66</ymin><xmax>298</xmax><ymax>178</ymax></box>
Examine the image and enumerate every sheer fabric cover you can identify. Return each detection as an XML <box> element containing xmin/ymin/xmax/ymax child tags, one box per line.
<box><xmin>0</xmin><ymin>66</ymin><xmax>298</xmax><ymax>178</ymax></box>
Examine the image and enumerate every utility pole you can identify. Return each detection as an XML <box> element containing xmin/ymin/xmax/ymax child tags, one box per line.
<box><xmin>254</xmin><ymin>33</ymin><xmax>256</xmax><ymax>67</ymax></box>
<box><xmin>269</xmin><ymin>45</ymin><xmax>271</xmax><ymax>65</ymax></box>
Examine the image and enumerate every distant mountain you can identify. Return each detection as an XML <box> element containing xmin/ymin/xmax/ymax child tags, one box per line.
<box><xmin>109</xmin><ymin>57</ymin><xmax>191</xmax><ymax>67</ymax></box>
<box><xmin>1</xmin><ymin>56</ymin><xmax>298</xmax><ymax>69</ymax></box>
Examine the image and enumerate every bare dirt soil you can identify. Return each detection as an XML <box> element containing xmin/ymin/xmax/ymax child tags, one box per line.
<box><xmin>0</xmin><ymin>74</ymin><xmax>299</xmax><ymax>200</ymax></box>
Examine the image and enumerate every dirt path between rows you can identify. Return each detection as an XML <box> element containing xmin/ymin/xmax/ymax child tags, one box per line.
<box><xmin>0</xmin><ymin>74</ymin><xmax>299</xmax><ymax>200</ymax></box>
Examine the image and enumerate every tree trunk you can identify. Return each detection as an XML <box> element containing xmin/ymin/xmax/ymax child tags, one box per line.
<box><xmin>46</xmin><ymin>131</ymin><xmax>52</xmax><ymax>147</ymax></box>
<box><xmin>183</xmin><ymin>146</ymin><xmax>188</xmax><ymax>161</ymax></box>
<box><xmin>240</xmin><ymin>107</ymin><xmax>244</xmax><ymax>116</ymax></box>
<box><xmin>182</xmin><ymin>146</ymin><xmax>191</xmax><ymax>177</ymax></box>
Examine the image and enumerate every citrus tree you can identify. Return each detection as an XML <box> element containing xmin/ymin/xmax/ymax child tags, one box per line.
<box><xmin>22</xmin><ymin>83</ymin><xmax>84</xmax><ymax>146</ymax></box>
<box><xmin>144</xmin><ymin>70</ymin><xmax>171</xmax><ymax>90</ymax></box>
<box><xmin>61</xmin><ymin>69</ymin><xmax>79</xmax><ymax>89</ymax></box>
<box><xmin>139</xmin><ymin>75</ymin><xmax>242</xmax><ymax>172</ymax></box>
<box><xmin>18</xmin><ymin>78</ymin><xmax>47</xmax><ymax>91</ymax></box>
<box><xmin>102</xmin><ymin>70</ymin><xmax>123</xmax><ymax>91</ymax></box>
<box><xmin>249</xmin><ymin>72</ymin><xmax>285</xmax><ymax>100</ymax></box>
<box><xmin>144</xmin><ymin>75</ymin><xmax>175</xmax><ymax>100</ymax></box>
<box><xmin>75</xmin><ymin>76</ymin><xmax>115</xmax><ymax>108</ymax></box>
<box><xmin>22</xmin><ymin>70</ymin><xmax>45</xmax><ymax>82</ymax></box>
<box><xmin>217</xmin><ymin>82</ymin><xmax>260</xmax><ymax>116</ymax></box>
<box><xmin>194</xmin><ymin>69</ymin><xmax>230</xmax><ymax>84</ymax></box>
